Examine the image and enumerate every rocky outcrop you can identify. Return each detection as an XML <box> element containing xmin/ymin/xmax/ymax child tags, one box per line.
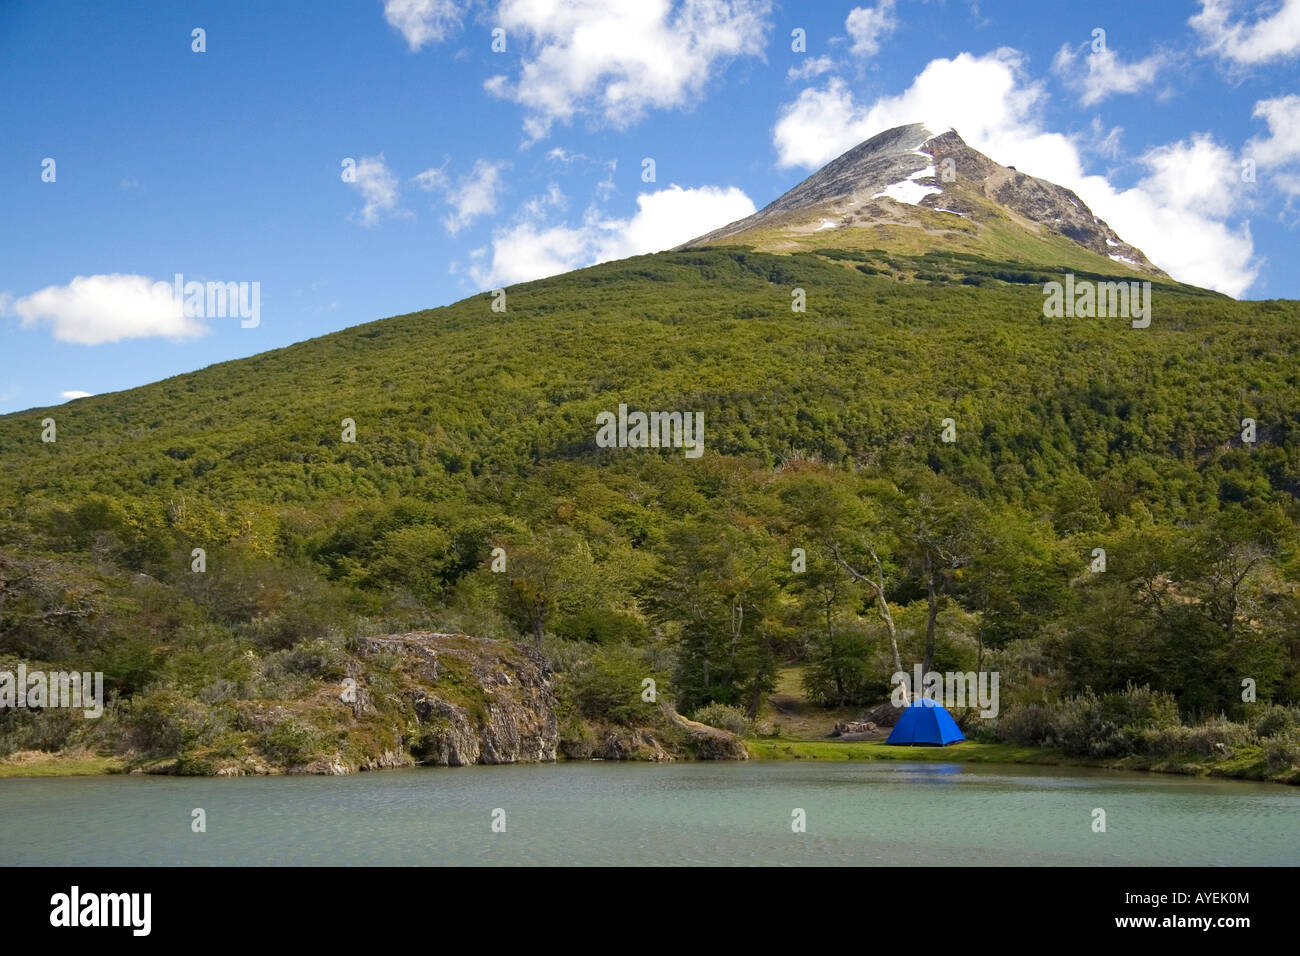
<box><xmin>141</xmin><ymin>631</ymin><xmax>748</xmax><ymax>775</ymax></box>
<box><xmin>562</xmin><ymin>706</ymin><xmax>750</xmax><ymax>762</ymax></box>
<box><xmin>356</xmin><ymin>632</ymin><xmax>559</xmax><ymax>767</ymax></box>
<box><xmin>667</xmin><ymin>709</ymin><xmax>750</xmax><ymax>760</ymax></box>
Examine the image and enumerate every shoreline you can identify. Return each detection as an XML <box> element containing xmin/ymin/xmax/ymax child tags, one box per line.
<box><xmin>2</xmin><ymin>739</ymin><xmax>1296</xmax><ymax>785</ymax></box>
<box><xmin>745</xmin><ymin>738</ymin><xmax>1300</xmax><ymax>785</ymax></box>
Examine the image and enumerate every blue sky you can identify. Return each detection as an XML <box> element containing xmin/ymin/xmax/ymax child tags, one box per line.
<box><xmin>2</xmin><ymin>0</ymin><xmax>1298</xmax><ymax>414</ymax></box>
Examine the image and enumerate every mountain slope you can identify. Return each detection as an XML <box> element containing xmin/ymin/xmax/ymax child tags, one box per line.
<box><xmin>2</xmin><ymin>148</ymin><xmax>1299</xmax><ymax>779</ymax></box>
<box><xmin>681</xmin><ymin>123</ymin><xmax>1166</xmax><ymax>279</ymax></box>
<box><xmin>0</xmin><ymin>248</ymin><xmax>1284</xmax><ymax>512</ymax></box>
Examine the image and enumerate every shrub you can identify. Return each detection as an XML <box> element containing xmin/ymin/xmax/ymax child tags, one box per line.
<box><xmin>556</xmin><ymin>607</ymin><xmax>650</xmax><ymax>645</ymax></box>
<box><xmin>1099</xmin><ymin>684</ymin><xmax>1180</xmax><ymax>731</ymax></box>
<box><xmin>563</xmin><ymin>645</ymin><xmax>660</xmax><ymax>726</ymax></box>
<box><xmin>276</xmin><ymin>638</ymin><xmax>350</xmax><ymax>681</ymax></box>
<box><xmin>801</xmin><ymin>628</ymin><xmax>887</xmax><ymax>707</ymax></box>
<box><xmin>1052</xmin><ymin>690</ymin><xmax>1130</xmax><ymax>757</ymax></box>
<box><xmin>993</xmin><ymin>703</ymin><xmax>1060</xmax><ymax>747</ymax></box>
<box><xmin>1139</xmin><ymin>720</ymin><xmax>1256</xmax><ymax>758</ymax></box>
<box><xmin>1254</xmin><ymin>705</ymin><xmax>1298</xmax><ymax>739</ymax></box>
<box><xmin>256</xmin><ymin>717</ymin><xmax>321</xmax><ymax>764</ymax></box>
<box><xmin>123</xmin><ymin>688</ymin><xmax>212</xmax><ymax>756</ymax></box>
<box><xmin>691</xmin><ymin>702</ymin><xmax>753</xmax><ymax>737</ymax></box>
<box><xmin>1262</xmin><ymin>732</ymin><xmax>1300</xmax><ymax>771</ymax></box>
<box><xmin>999</xmin><ymin>685</ymin><xmax>1180</xmax><ymax>757</ymax></box>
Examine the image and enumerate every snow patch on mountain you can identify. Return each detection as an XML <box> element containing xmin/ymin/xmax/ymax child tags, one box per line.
<box><xmin>874</xmin><ymin>180</ymin><xmax>943</xmax><ymax>205</ymax></box>
<box><xmin>873</xmin><ymin>163</ymin><xmax>942</xmax><ymax>207</ymax></box>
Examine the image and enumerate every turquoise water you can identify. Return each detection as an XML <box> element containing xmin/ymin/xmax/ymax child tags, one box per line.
<box><xmin>1</xmin><ymin>761</ymin><xmax>1295</xmax><ymax>865</ymax></box>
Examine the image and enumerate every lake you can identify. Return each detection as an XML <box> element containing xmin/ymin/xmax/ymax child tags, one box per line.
<box><xmin>1</xmin><ymin>761</ymin><xmax>1295</xmax><ymax>866</ymax></box>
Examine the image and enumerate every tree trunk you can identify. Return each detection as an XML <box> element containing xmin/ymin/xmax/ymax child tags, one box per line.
<box><xmin>831</xmin><ymin>544</ymin><xmax>906</xmax><ymax>701</ymax></box>
<box><xmin>825</xmin><ymin>601</ymin><xmax>845</xmax><ymax>702</ymax></box>
<box><xmin>923</xmin><ymin>551</ymin><xmax>938</xmax><ymax>676</ymax></box>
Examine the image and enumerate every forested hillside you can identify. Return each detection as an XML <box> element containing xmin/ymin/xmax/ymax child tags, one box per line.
<box><xmin>2</xmin><ymin>246</ymin><xmax>1298</xmax><ymax>776</ymax></box>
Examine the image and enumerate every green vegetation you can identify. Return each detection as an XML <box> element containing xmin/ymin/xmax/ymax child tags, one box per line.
<box><xmin>0</xmin><ymin>246</ymin><xmax>1297</xmax><ymax>778</ymax></box>
<box><xmin>0</xmin><ymin>752</ymin><xmax>126</xmax><ymax>777</ymax></box>
<box><xmin>748</xmin><ymin>738</ymin><xmax>1049</xmax><ymax>764</ymax></box>
<box><xmin>746</xmin><ymin>737</ymin><xmax>1296</xmax><ymax>785</ymax></box>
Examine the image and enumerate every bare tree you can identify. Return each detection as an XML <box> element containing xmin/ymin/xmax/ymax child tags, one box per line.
<box><xmin>830</xmin><ymin>541</ymin><xmax>906</xmax><ymax>700</ymax></box>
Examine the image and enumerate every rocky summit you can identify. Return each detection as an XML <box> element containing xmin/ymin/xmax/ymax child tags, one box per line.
<box><xmin>682</xmin><ymin>122</ymin><xmax>1165</xmax><ymax>278</ymax></box>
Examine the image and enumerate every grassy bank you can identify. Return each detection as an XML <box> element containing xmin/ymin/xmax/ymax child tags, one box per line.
<box><xmin>745</xmin><ymin>737</ymin><xmax>1300</xmax><ymax>785</ymax></box>
<box><xmin>0</xmin><ymin>751</ymin><xmax>126</xmax><ymax>778</ymax></box>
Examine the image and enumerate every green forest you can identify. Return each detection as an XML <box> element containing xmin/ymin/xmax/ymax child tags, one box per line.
<box><xmin>2</xmin><ymin>245</ymin><xmax>1299</xmax><ymax>779</ymax></box>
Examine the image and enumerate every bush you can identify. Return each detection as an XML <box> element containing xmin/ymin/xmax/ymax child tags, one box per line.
<box><xmin>563</xmin><ymin>645</ymin><xmax>661</xmax><ymax>726</ymax></box>
<box><xmin>1262</xmin><ymin>732</ymin><xmax>1300</xmax><ymax>770</ymax></box>
<box><xmin>1099</xmin><ymin>684</ymin><xmax>1180</xmax><ymax>731</ymax></box>
<box><xmin>801</xmin><ymin>628</ymin><xmax>887</xmax><ymax>707</ymax></box>
<box><xmin>555</xmin><ymin>607</ymin><xmax>649</xmax><ymax>645</ymax></box>
<box><xmin>1254</xmin><ymin>705</ymin><xmax>1298</xmax><ymax>739</ymax></box>
<box><xmin>1051</xmin><ymin>690</ymin><xmax>1131</xmax><ymax>757</ymax></box>
<box><xmin>276</xmin><ymin>638</ymin><xmax>350</xmax><ymax>681</ymax></box>
<box><xmin>996</xmin><ymin>686</ymin><xmax>1179</xmax><ymax>757</ymax></box>
<box><xmin>0</xmin><ymin>706</ymin><xmax>81</xmax><ymax>755</ymax></box>
<box><xmin>691</xmin><ymin>702</ymin><xmax>753</xmax><ymax>737</ymax></box>
<box><xmin>123</xmin><ymin>688</ymin><xmax>213</xmax><ymax>756</ymax></box>
<box><xmin>1138</xmin><ymin>720</ymin><xmax>1256</xmax><ymax>758</ymax></box>
<box><xmin>993</xmin><ymin>703</ymin><xmax>1060</xmax><ymax>747</ymax></box>
<box><xmin>256</xmin><ymin>717</ymin><xmax>321</xmax><ymax>764</ymax></box>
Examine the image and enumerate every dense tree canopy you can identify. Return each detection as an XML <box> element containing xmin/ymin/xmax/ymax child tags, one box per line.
<box><xmin>2</xmin><ymin>247</ymin><xmax>1297</xmax><ymax>763</ymax></box>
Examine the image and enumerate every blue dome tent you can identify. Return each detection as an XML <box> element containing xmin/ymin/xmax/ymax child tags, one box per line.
<box><xmin>885</xmin><ymin>697</ymin><xmax>965</xmax><ymax>746</ymax></box>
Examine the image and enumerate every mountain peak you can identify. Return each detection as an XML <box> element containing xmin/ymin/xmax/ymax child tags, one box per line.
<box><xmin>681</xmin><ymin>123</ymin><xmax>1165</xmax><ymax>278</ymax></box>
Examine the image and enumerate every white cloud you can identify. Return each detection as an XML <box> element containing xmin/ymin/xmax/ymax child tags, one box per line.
<box><xmin>1105</xmin><ymin>151</ymin><xmax>1256</xmax><ymax>297</ymax></box>
<box><xmin>349</xmin><ymin>154</ymin><xmax>402</xmax><ymax>227</ymax></box>
<box><xmin>1273</xmin><ymin>170</ymin><xmax>1300</xmax><ymax>197</ymax></box>
<box><xmin>383</xmin><ymin>0</ymin><xmax>464</xmax><ymax>51</ymax></box>
<box><xmin>1140</xmin><ymin>134</ymin><xmax>1241</xmax><ymax>218</ymax></box>
<box><xmin>410</xmin><ymin>166</ymin><xmax>446</xmax><ymax>191</ymax></box>
<box><xmin>598</xmin><ymin>184</ymin><xmax>755</xmax><ymax>260</ymax></box>
<box><xmin>1189</xmin><ymin>0</ymin><xmax>1300</xmax><ymax>66</ymax></box>
<box><xmin>471</xmin><ymin>222</ymin><xmax>593</xmax><ymax>287</ymax></box>
<box><xmin>787</xmin><ymin>54</ymin><xmax>835</xmax><ymax>82</ymax></box>
<box><xmin>845</xmin><ymin>1</ymin><xmax>897</xmax><ymax>59</ymax></box>
<box><xmin>60</xmin><ymin>391</ymin><xmax>93</xmax><ymax>400</ymax></box>
<box><xmin>521</xmin><ymin>181</ymin><xmax>568</xmax><ymax>216</ymax></box>
<box><xmin>470</xmin><ymin>183</ymin><xmax>754</xmax><ymax>287</ymax></box>
<box><xmin>414</xmin><ymin>159</ymin><xmax>510</xmax><ymax>233</ymax></box>
<box><xmin>773</xmin><ymin>51</ymin><xmax>1258</xmax><ymax>296</ymax></box>
<box><xmin>1248</xmin><ymin>94</ymin><xmax>1300</xmax><ymax>164</ymax></box>
<box><xmin>771</xmin><ymin>80</ymin><xmax>866</xmax><ymax>170</ymax></box>
<box><xmin>773</xmin><ymin>51</ymin><xmax>1043</xmax><ymax>170</ymax></box>
<box><xmin>484</xmin><ymin>0</ymin><xmax>771</xmax><ymax>141</ymax></box>
<box><xmin>9</xmin><ymin>274</ymin><xmax>208</xmax><ymax>345</ymax></box>
<box><xmin>1247</xmin><ymin>94</ymin><xmax>1300</xmax><ymax>198</ymax></box>
<box><xmin>1052</xmin><ymin>42</ymin><xmax>1166</xmax><ymax>107</ymax></box>
<box><xmin>1087</xmin><ymin>117</ymin><xmax>1124</xmax><ymax>160</ymax></box>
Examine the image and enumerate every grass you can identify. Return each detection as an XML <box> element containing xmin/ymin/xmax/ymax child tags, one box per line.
<box><xmin>744</xmin><ymin>737</ymin><xmax>1299</xmax><ymax>784</ymax></box>
<box><xmin>715</xmin><ymin>191</ymin><xmax>1176</xmax><ymax>284</ymax></box>
<box><xmin>761</xmin><ymin>666</ymin><xmax>862</xmax><ymax>740</ymax></box>
<box><xmin>746</xmin><ymin>737</ymin><xmax>1053</xmax><ymax>764</ymax></box>
<box><xmin>0</xmin><ymin>751</ymin><xmax>126</xmax><ymax>778</ymax></box>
